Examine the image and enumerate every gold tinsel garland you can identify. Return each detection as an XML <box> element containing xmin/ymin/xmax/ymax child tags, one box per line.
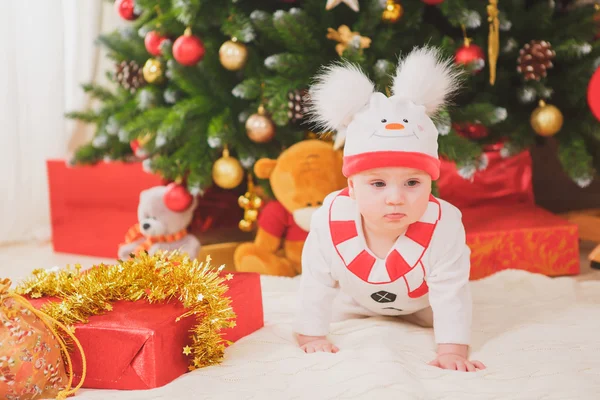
<box><xmin>15</xmin><ymin>251</ymin><xmax>236</xmax><ymax>370</ymax></box>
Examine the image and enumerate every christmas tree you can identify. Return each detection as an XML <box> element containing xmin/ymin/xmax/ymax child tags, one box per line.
<box><xmin>68</xmin><ymin>0</ymin><xmax>600</xmax><ymax>194</ymax></box>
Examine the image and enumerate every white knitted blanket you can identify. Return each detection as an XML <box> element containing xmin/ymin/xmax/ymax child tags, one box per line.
<box><xmin>70</xmin><ymin>270</ymin><xmax>600</xmax><ymax>400</ymax></box>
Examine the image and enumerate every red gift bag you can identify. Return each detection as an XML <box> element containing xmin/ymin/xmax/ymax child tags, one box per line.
<box><xmin>47</xmin><ymin>160</ymin><xmax>244</xmax><ymax>258</ymax></box>
<box><xmin>437</xmin><ymin>145</ymin><xmax>579</xmax><ymax>279</ymax></box>
<box><xmin>438</xmin><ymin>147</ymin><xmax>534</xmax><ymax>209</ymax></box>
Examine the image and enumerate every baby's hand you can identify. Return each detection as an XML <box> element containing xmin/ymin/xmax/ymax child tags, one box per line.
<box><xmin>428</xmin><ymin>353</ymin><xmax>486</xmax><ymax>372</ymax></box>
<box><xmin>297</xmin><ymin>334</ymin><xmax>339</xmax><ymax>354</ymax></box>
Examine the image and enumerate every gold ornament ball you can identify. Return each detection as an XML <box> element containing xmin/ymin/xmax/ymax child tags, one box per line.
<box><xmin>382</xmin><ymin>1</ymin><xmax>403</xmax><ymax>23</ymax></box>
<box><xmin>212</xmin><ymin>152</ymin><xmax>244</xmax><ymax>189</ymax></box>
<box><xmin>238</xmin><ymin>195</ymin><xmax>250</xmax><ymax>208</ymax></box>
<box><xmin>246</xmin><ymin>113</ymin><xmax>275</xmax><ymax>143</ymax></box>
<box><xmin>142</xmin><ymin>58</ymin><xmax>163</xmax><ymax>84</ymax></box>
<box><xmin>250</xmin><ymin>195</ymin><xmax>262</xmax><ymax>209</ymax></box>
<box><xmin>245</xmin><ymin>209</ymin><xmax>258</xmax><ymax>222</ymax></box>
<box><xmin>530</xmin><ymin>100</ymin><xmax>563</xmax><ymax>137</ymax></box>
<box><xmin>239</xmin><ymin>219</ymin><xmax>253</xmax><ymax>232</ymax></box>
<box><xmin>219</xmin><ymin>40</ymin><xmax>248</xmax><ymax>71</ymax></box>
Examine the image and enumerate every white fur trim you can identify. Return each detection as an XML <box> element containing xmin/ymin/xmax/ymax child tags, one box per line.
<box><xmin>307</xmin><ymin>62</ymin><xmax>375</xmax><ymax>133</ymax></box>
<box><xmin>392</xmin><ymin>46</ymin><xmax>462</xmax><ymax>116</ymax></box>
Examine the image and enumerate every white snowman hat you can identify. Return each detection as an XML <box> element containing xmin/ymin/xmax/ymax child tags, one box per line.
<box><xmin>307</xmin><ymin>46</ymin><xmax>461</xmax><ymax>180</ymax></box>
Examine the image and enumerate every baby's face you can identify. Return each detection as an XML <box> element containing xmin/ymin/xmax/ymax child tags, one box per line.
<box><xmin>348</xmin><ymin>167</ymin><xmax>432</xmax><ymax>233</ymax></box>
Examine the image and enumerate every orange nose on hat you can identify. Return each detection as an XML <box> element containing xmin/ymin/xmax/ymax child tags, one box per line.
<box><xmin>385</xmin><ymin>123</ymin><xmax>405</xmax><ymax>130</ymax></box>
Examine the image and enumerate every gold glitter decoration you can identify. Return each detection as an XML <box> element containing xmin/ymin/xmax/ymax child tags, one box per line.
<box><xmin>15</xmin><ymin>251</ymin><xmax>236</xmax><ymax>369</ymax></box>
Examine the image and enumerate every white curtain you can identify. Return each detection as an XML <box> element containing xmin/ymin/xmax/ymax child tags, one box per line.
<box><xmin>0</xmin><ymin>0</ymin><xmax>109</xmax><ymax>244</ymax></box>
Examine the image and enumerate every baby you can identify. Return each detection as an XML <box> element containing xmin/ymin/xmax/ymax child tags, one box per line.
<box><xmin>294</xmin><ymin>47</ymin><xmax>485</xmax><ymax>372</ymax></box>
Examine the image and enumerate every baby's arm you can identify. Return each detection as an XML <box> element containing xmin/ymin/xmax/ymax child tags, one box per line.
<box><xmin>294</xmin><ymin>208</ymin><xmax>340</xmax><ymax>353</ymax></box>
<box><xmin>427</xmin><ymin>205</ymin><xmax>485</xmax><ymax>371</ymax></box>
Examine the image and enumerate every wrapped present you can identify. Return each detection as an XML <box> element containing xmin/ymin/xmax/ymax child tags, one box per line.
<box><xmin>463</xmin><ymin>204</ymin><xmax>580</xmax><ymax>280</ymax></box>
<box><xmin>436</xmin><ymin>145</ymin><xmax>578</xmax><ymax>278</ymax></box>
<box><xmin>47</xmin><ymin>160</ymin><xmax>245</xmax><ymax>258</ymax></box>
<box><xmin>438</xmin><ymin>147</ymin><xmax>534</xmax><ymax>209</ymax></box>
<box><xmin>21</xmin><ymin>253</ymin><xmax>264</xmax><ymax>390</ymax></box>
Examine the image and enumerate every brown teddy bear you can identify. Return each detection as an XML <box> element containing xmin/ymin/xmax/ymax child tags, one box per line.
<box><xmin>234</xmin><ymin>140</ymin><xmax>346</xmax><ymax>276</ymax></box>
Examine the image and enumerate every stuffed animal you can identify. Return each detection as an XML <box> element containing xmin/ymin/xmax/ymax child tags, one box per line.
<box><xmin>118</xmin><ymin>184</ymin><xmax>201</xmax><ymax>260</ymax></box>
<box><xmin>234</xmin><ymin>140</ymin><xmax>346</xmax><ymax>276</ymax></box>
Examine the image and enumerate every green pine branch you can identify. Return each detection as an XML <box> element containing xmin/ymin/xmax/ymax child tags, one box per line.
<box><xmin>222</xmin><ymin>6</ymin><xmax>255</xmax><ymax>42</ymax></box>
<box><xmin>65</xmin><ymin>110</ymin><xmax>100</xmax><ymax>123</ymax></box>
<box><xmin>81</xmin><ymin>83</ymin><xmax>116</xmax><ymax>101</ymax></box>
<box><xmin>67</xmin><ymin>0</ymin><xmax>600</xmax><ymax>191</ymax></box>
<box><xmin>272</xmin><ymin>9</ymin><xmax>320</xmax><ymax>53</ymax></box>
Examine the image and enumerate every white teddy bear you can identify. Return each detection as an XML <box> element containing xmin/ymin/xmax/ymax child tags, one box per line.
<box><xmin>117</xmin><ymin>184</ymin><xmax>201</xmax><ymax>260</ymax></box>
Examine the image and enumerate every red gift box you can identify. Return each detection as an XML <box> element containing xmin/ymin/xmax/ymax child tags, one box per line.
<box><xmin>29</xmin><ymin>272</ymin><xmax>263</xmax><ymax>390</ymax></box>
<box><xmin>438</xmin><ymin>148</ymin><xmax>534</xmax><ymax>209</ymax></box>
<box><xmin>437</xmin><ymin>147</ymin><xmax>579</xmax><ymax>279</ymax></box>
<box><xmin>464</xmin><ymin>204</ymin><xmax>579</xmax><ymax>279</ymax></box>
<box><xmin>47</xmin><ymin>160</ymin><xmax>243</xmax><ymax>258</ymax></box>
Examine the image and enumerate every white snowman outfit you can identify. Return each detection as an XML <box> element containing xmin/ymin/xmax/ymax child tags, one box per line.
<box><xmin>295</xmin><ymin>47</ymin><xmax>472</xmax><ymax>344</ymax></box>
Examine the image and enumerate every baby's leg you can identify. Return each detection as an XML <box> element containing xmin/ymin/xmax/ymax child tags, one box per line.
<box><xmin>399</xmin><ymin>307</ymin><xmax>433</xmax><ymax>328</ymax></box>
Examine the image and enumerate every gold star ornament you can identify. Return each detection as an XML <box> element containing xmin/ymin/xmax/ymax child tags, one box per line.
<box><xmin>325</xmin><ymin>0</ymin><xmax>359</xmax><ymax>12</ymax></box>
<box><xmin>326</xmin><ymin>25</ymin><xmax>371</xmax><ymax>57</ymax></box>
<box><xmin>182</xmin><ymin>345</ymin><xmax>192</xmax><ymax>356</ymax></box>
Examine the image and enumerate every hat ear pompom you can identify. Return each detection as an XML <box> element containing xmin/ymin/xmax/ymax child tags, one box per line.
<box><xmin>392</xmin><ymin>46</ymin><xmax>463</xmax><ymax>116</ymax></box>
<box><xmin>307</xmin><ymin>62</ymin><xmax>375</xmax><ymax>134</ymax></box>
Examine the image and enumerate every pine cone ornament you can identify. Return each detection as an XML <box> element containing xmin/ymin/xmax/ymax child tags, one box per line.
<box><xmin>516</xmin><ymin>40</ymin><xmax>556</xmax><ymax>81</ymax></box>
<box><xmin>115</xmin><ymin>60</ymin><xmax>146</xmax><ymax>93</ymax></box>
<box><xmin>287</xmin><ymin>89</ymin><xmax>309</xmax><ymax>124</ymax></box>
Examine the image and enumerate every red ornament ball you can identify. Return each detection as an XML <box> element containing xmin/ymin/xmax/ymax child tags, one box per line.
<box><xmin>163</xmin><ymin>183</ymin><xmax>194</xmax><ymax>212</ymax></box>
<box><xmin>455</xmin><ymin>43</ymin><xmax>485</xmax><ymax>73</ymax></box>
<box><xmin>453</xmin><ymin>122</ymin><xmax>489</xmax><ymax>140</ymax></box>
<box><xmin>589</xmin><ymin>68</ymin><xmax>600</xmax><ymax>122</ymax></box>
<box><xmin>173</xmin><ymin>32</ymin><xmax>205</xmax><ymax>66</ymax></box>
<box><xmin>130</xmin><ymin>139</ymin><xmax>140</xmax><ymax>153</ymax></box>
<box><xmin>421</xmin><ymin>0</ymin><xmax>445</xmax><ymax>4</ymax></box>
<box><xmin>114</xmin><ymin>0</ymin><xmax>138</xmax><ymax>21</ymax></box>
<box><xmin>129</xmin><ymin>139</ymin><xmax>148</xmax><ymax>158</ymax></box>
<box><xmin>145</xmin><ymin>31</ymin><xmax>168</xmax><ymax>56</ymax></box>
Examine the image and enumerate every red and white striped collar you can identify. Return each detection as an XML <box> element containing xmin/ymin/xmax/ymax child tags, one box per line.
<box><xmin>328</xmin><ymin>188</ymin><xmax>441</xmax><ymax>287</ymax></box>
